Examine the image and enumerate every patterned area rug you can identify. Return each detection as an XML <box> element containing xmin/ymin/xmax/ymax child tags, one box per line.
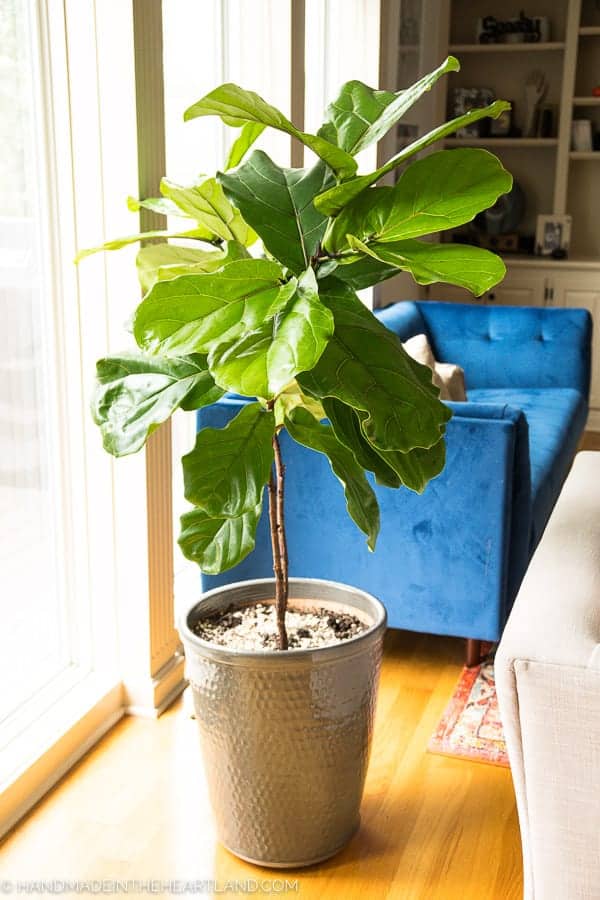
<box><xmin>428</xmin><ymin>653</ymin><xmax>509</xmax><ymax>767</ymax></box>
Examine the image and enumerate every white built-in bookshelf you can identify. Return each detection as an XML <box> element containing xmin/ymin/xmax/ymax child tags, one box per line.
<box><xmin>378</xmin><ymin>0</ymin><xmax>600</xmax><ymax>425</ymax></box>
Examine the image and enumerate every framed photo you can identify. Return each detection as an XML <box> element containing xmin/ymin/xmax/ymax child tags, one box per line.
<box><xmin>451</xmin><ymin>88</ymin><xmax>495</xmax><ymax>138</ymax></box>
<box><xmin>535</xmin><ymin>215</ymin><xmax>572</xmax><ymax>257</ymax></box>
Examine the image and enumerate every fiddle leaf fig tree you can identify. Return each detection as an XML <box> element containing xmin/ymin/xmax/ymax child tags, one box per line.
<box><xmin>81</xmin><ymin>57</ymin><xmax>512</xmax><ymax>650</ymax></box>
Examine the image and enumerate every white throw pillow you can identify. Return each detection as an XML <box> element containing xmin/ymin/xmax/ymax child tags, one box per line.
<box><xmin>403</xmin><ymin>333</ymin><xmax>467</xmax><ymax>402</ymax></box>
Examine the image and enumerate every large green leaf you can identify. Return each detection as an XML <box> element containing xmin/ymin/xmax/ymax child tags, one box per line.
<box><xmin>285</xmin><ymin>407</ymin><xmax>380</xmax><ymax>550</ymax></box>
<box><xmin>74</xmin><ymin>227</ymin><xmax>217</xmax><ymax>263</ymax></box>
<box><xmin>298</xmin><ymin>280</ymin><xmax>450</xmax><ymax>451</ymax></box>
<box><xmin>184</xmin><ymin>83</ymin><xmax>357</xmax><ymax>179</ymax></box>
<box><xmin>178</xmin><ymin>502</ymin><xmax>263</xmax><ymax>573</ymax></box>
<box><xmin>329</xmin><ymin>254</ymin><xmax>400</xmax><ymax>290</ymax></box>
<box><xmin>136</xmin><ymin>241</ymin><xmax>249</xmax><ymax>293</ymax></box>
<box><xmin>92</xmin><ymin>353</ymin><xmax>223</xmax><ymax>457</ymax></box>
<box><xmin>372</xmin><ymin>436</ymin><xmax>447</xmax><ymax>494</ymax></box>
<box><xmin>314</xmin><ymin>100</ymin><xmax>511</xmax><ymax>216</ymax></box>
<box><xmin>322</xmin><ymin>397</ymin><xmax>400</xmax><ymax>488</ymax></box>
<box><xmin>219</xmin><ymin>151</ymin><xmax>332</xmax><ymax>274</ymax></box>
<box><xmin>182</xmin><ymin>402</ymin><xmax>274</xmax><ymax>517</ymax></box>
<box><xmin>160</xmin><ymin>177</ymin><xmax>256</xmax><ymax>246</ymax></box>
<box><xmin>133</xmin><ymin>258</ymin><xmax>294</xmax><ymax>356</ymax></box>
<box><xmin>224</xmin><ymin>121</ymin><xmax>266</xmax><ymax>170</ymax></box>
<box><xmin>323</xmin><ymin>396</ymin><xmax>447</xmax><ymax>492</ymax></box>
<box><xmin>347</xmin><ymin>235</ymin><xmax>506</xmax><ymax>296</ymax></box>
<box><xmin>208</xmin><ymin>268</ymin><xmax>334</xmax><ymax>399</ymax></box>
<box><xmin>318</xmin><ymin>56</ymin><xmax>459</xmax><ymax>154</ymax></box>
<box><xmin>324</xmin><ymin>148</ymin><xmax>512</xmax><ymax>252</ymax></box>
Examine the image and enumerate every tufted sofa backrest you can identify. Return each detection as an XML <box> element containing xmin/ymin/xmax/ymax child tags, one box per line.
<box><xmin>376</xmin><ymin>301</ymin><xmax>592</xmax><ymax>395</ymax></box>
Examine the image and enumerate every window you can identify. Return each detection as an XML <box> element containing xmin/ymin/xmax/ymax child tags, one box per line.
<box><xmin>0</xmin><ymin>0</ymin><xmax>134</xmax><ymax>833</ymax></box>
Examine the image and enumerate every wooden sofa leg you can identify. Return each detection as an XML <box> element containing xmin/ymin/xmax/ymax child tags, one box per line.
<box><xmin>466</xmin><ymin>639</ymin><xmax>482</xmax><ymax>668</ymax></box>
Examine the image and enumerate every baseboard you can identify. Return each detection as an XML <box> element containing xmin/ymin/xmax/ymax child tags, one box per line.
<box><xmin>123</xmin><ymin>648</ymin><xmax>186</xmax><ymax>718</ymax></box>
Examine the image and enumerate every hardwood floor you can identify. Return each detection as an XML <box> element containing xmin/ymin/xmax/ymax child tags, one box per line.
<box><xmin>580</xmin><ymin>430</ymin><xmax>600</xmax><ymax>451</ymax></box>
<box><xmin>7</xmin><ymin>436</ymin><xmax>600</xmax><ymax>895</ymax></box>
<box><xmin>1</xmin><ymin>630</ymin><xmax>523</xmax><ymax>899</ymax></box>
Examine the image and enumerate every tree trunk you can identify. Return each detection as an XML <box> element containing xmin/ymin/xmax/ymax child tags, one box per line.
<box><xmin>268</xmin><ymin>433</ymin><xmax>289</xmax><ymax>650</ymax></box>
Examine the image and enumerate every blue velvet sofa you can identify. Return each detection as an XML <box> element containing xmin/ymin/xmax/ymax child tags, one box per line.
<box><xmin>197</xmin><ymin>301</ymin><xmax>592</xmax><ymax>650</ymax></box>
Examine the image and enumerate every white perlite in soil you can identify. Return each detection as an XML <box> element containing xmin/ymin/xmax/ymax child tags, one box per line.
<box><xmin>192</xmin><ymin>602</ymin><xmax>368</xmax><ymax>651</ymax></box>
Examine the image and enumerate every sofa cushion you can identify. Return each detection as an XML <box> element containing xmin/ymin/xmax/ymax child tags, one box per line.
<box><xmin>468</xmin><ymin>387</ymin><xmax>588</xmax><ymax>548</ymax></box>
<box><xmin>404</xmin><ymin>333</ymin><xmax>467</xmax><ymax>401</ymax></box>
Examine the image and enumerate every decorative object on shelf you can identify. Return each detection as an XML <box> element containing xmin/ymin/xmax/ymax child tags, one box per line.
<box><xmin>449</xmin><ymin>180</ymin><xmax>527</xmax><ymax>254</ymax></box>
<box><xmin>535</xmin><ymin>214</ymin><xmax>572</xmax><ymax>257</ymax></box>
<box><xmin>395</xmin><ymin>122</ymin><xmax>419</xmax><ymax>155</ymax></box>
<box><xmin>537</xmin><ymin>103</ymin><xmax>556</xmax><ymax>137</ymax></box>
<box><xmin>571</xmin><ymin>118</ymin><xmax>593</xmax><ymax>151</ymax></box>
<box><xmin>489</xmin><ymin>103</ymin><xmax>513</xmax><ymax>136</ymax></box>
<box><xmin>476</xmin><ymin>13</ymin><xmax>551</xmax><ymax>45</ymax></box>
<box><xmin>592</xmin><ymin>86</ymin><xmax>600</xmax><ymax>98</ymax></box>
<box><xmin>452</xmin><ymin>87</ymin><xmax>495</xmax><ymax>137</ymax></box>
<box><xmin>524</xmin><ymin>70</ymin><xmax>548</xmax><ymax>137</ymax></box>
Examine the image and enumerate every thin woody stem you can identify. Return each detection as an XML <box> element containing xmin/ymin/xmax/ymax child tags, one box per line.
<box><xmin>268</xmin><ymin>449</ymin><xmax>288</xmax><ymax>650</ymax></box>
<box><xmin>273</xmin><ymin>432</ymin><xmax>289</xmax><ymax>594</ymax></box>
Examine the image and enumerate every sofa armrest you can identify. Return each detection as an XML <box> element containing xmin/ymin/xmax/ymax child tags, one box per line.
<box><xmin>495</xmin><ymin>452</ymin><xmax>600</xmax><ymax>900</ymax></box>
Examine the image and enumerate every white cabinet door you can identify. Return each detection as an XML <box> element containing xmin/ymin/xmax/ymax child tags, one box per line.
<box><xmin>552</xmin><ymin>272</ymin><xmax>600</xmax><ymax>416</ymax></box>
<box><xmin>488</xmin><ymin>273</ymin><xmax>545</xmax><ymax>307</ymax></box>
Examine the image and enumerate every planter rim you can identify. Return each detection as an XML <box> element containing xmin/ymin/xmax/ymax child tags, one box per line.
<box><xmin>178</xmin><ymin>576</ymin><xmax>387</xmax><ymax>666</ymax></box>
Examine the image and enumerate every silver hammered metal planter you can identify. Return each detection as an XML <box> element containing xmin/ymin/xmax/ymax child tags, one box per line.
<box><xmin>178</xmin><ymin>577</ymin><xmax>386</xmax><ymax>868</ymax></box>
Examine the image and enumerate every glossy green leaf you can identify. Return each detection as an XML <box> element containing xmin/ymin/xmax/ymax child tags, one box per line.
<box><xmin>314</xmin><ymin>100</ymin><xmax>511</xmax><ymax>216</ymax></box>
<box><xmin>347</xmin><ymin>235</ymin><xmax>506</xmax><ymax>296</ymax></box>
<box><xmin>160</xmin><ymin>177</ymin><xmax>256</xmax><ymax>245</ymax></box>
<box><xmin>182</xmin><ymin>401</ymin><xmax>274</xmax><ymax>517</ymax></box>
<box><xmin>328</xmin><ymin>254</ymin><xmax>399</xmax><ymax>290</ymax></box>
<box><xmin>133</xmin><ymin>258</ymin><xmax>294</xmax><ymax>356</ymax></box>
<box><xmin>74</xmin><ymin>227</ymin><xmax>217</xmax><ymax>263</ymax></box>
<box><xmin>324</xmin><ymin>148</ymin><xmax>513</xmax><ymax>252</ymax></box>
<box><xmin>92</xmin><ymin>353</ymin><xmax>223</xmax><ymax>457</ymax></box>
<box><xmin>274</xmin><ymin>383</ymin><xmax>325</xmax><ymax>427</ymax></box>
<box><xmin>318</xmin><ymin>56</ymin><xmax>459</xmax><ymax>154</ymax></box>
<box><xmin>178</xmin><ymin>501</ymin><xmax>263</xmax><ymax>573</ymax></box>
<box><xmin>371</xmin><ymin>436</ymin><xmax>447</xmax><ymax>494</ymax></box>
<box><xmin>323</xmin><ymin>395</ymin><xmax>446</xmax><ymax>492</ymax></box>
<box><xmin>184</xmin><ymin>83</ymin><xmax>358</xmax><ymax>179</ymax></box>
<box><xmin>224</xmin><ymin>121</ymin><xmax>266</xmax><ymax>170</ymax></box>
<box><xmin>208</xmin><ymin>268</ymin><xmax>334</xmax><ymax>399</ymax></box>
<box><xmin>322</xmin><ymin>397</ymin><xmax>400</xmax><ymax>488</ymax></box>
<box><xmin>298</xmin><ymin>279</ymin><xmax>451</xmax><ymax>451</ymax></box>
<box><xmin>219</xmin><ymin>151</ymin><xmax>332</xmax><ymax>273</ymax></box>
<box><xmin>136</xmin><ymin>241</ymin><xmax>249</xmax><ymax>293</ymax></box>
<box><xmin>285</xmin><ymin>406</ymin><xmax>380</xmax><ymax>551</ymax></box>
<box><xmin>127</xmin><ymin>195</ymin><xmax>181</xmax><ymax>217</ymax></box>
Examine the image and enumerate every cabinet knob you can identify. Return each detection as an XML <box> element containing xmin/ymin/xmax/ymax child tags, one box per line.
<box><xmin>488</xmin><ymin>292</ymin><xmax>496</xmax><ymax>302</ymax></box>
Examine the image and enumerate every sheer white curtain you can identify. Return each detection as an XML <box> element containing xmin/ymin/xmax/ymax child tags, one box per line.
<box><xmin>162</xmin><ymin>0</ymin><xmax>293</xmax><ymax>610</ymax></box>
<box><xmin>305</xmin><ymin>0</ymin><xmax>381</xmax><ymax>305</ymax></box>
<box><xmin>304</xmin><ymin>0</ymin><xmax>381</xmax><ymax>174</ymax></box>
<box><xmin>0</xmin><ymin>0</ymin><xmax>71</xmax><ymax>724</ymax></box>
